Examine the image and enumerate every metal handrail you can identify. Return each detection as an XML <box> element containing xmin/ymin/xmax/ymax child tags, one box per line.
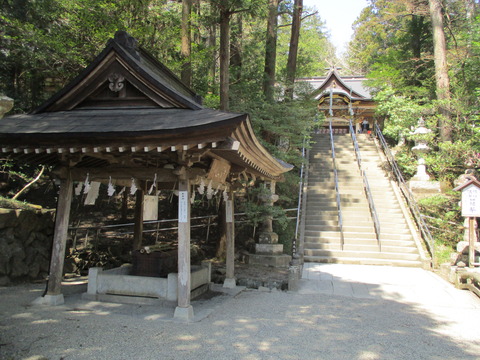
<box><xmin>294</xmin><ymin>135</ymin><xmax>307</xmax><ymax>255</ymax></box>
<box><xmin>330</xmin><ymin>120</ymin><xmax>345</xmax><ymax>250</ymax></box>
<box><xmin>70</xmin><ymin>208</ymin><xmax>299</xmax><ymax>250</ymax></box>
<box><xmin>349</xmin><ymin>120</ymin><xmax>381</xmax><ymax>250</ymax></box>
<box><xmin>362</xmin><ymin>170</ymin><xmax>381</xmax><ymax>251</ymax></box>
<box><xmin>374</xmin><ymin>123</ymin><xmax>435</xmax><ymax>262</ymax></box>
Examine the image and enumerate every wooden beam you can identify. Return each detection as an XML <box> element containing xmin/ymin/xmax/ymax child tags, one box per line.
<box><xmin>62</xmin><ymin>167</ymin><xmax>206</xmax><ymax>183</ymax></box>
<box><xmin>46</xmin><ymin>170</ymin><xmax>73</xmax><ymax>297</ymax></box>
<box><xmin>218</xmin><ymin>137</ymin><xmax>240</xmax><ymax>151</ymax></box>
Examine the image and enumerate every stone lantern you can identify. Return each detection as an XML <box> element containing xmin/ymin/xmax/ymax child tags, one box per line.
<box><xmin>411</xmin><ymin>117</ymin><xmax>432</xmax><ymax>181</ymax></box>
<box><xmin>408</xmin><ymin>117</ymin><xmax>440</xmax><ymax>197</ymax></box>
<box><xmin>248</xmin><ymin>181</ymin><xmax>291</xmax><ymax>268</ymax></box>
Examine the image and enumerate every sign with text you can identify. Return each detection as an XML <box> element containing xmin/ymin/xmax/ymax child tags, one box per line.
<box><xmin>226</xmin><ymin>200</ymin><xmax>233</xmax><ymax>223</ymax></box>
<box><xmin>143</xmin><ymin>195</ymin><xmax>158</xmax><ymax>221</ymax></box>
<box><xmin>178</xmin><ymin>191</ymin><xmax>189</xmax><ymax>223</ymax></box>
<box><xmin>461</xmin><ymin>184</ymin><xmax>480</xmax><ymax>217</ymax></box>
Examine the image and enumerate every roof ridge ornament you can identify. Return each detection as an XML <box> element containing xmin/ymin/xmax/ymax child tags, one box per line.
<box><xmin>108</xmin><ymin>73</ymin><xmax>125</xmax><ymax>93</ymax></box>
<box><xmin>114</xmin><ymin>30</ymin><xmax>140</xmax><ymax>59</ymax></box>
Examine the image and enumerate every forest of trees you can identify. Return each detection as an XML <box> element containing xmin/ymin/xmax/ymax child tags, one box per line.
<box><xmin>1</xmin><ymin>0</ymin><xmax>480</xmax><ymax>259</ymax></box>
<box><xmin>0</xmin><ymin>0</ymin><xmax>335</xmax><ymax>192</ymax></box>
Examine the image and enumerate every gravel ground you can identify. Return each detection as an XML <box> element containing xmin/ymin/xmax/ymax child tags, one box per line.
<box><xmin>1</xmin><ymin>266</ymin><xmax>480</xmax><ymax>360</ymax></box>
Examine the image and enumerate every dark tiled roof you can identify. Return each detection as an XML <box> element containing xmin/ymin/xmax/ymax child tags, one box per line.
<box><xmin>0</xmin><ymin>108</ymin><xmax>245</xmax><ymax>136</ymax></box>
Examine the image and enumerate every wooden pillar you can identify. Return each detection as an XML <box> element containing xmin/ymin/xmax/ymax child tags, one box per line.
<box><xmin>469</xmin><ymin>217</ymin><xmax>475</xmax><ymax>268</ymax></box>
<box><xmin>133</xmin><ymin>188</ymin><xmax>144</xmax><ymax>251</ymax></box>
<box><xmin>43</xmin><ymin>171</ymin><xmax>73</xmax><ymax>305</ymax></box>
<box><xmin>224</xmin><ymin>190</ymin><xmax>236</xmax><ymax>288</ymax></box>
<box><xmin>174</xmin><ymin>174</ymin><xmax>194</xmax><ymax>321</ymax></box>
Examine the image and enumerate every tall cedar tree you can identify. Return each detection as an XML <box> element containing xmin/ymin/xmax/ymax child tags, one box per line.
<box><xmin>429</xmin><ymin>0</ymin><xmax>452</xmax><ymax>141</ymax></box>
<box><xmin>285</xmin><ymin>0</ymin><xmax>302</xmax><ymax>100</ymax></box>
<box><xmin>181</xmin><ymin>0</ymin><xmax>193</xmax><ymax>87</ymax></box>
<box><xmin>263</xmin><ymin>0</ymin><xmax>279</xmax><ymax>102</ymax></box>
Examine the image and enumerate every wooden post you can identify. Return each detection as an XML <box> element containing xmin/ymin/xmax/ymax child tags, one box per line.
<box><xmin>224</xmin><ymin>190</ymin><xmax>236</xmax><ymax>288</ymax></box>
<box><xmin>45</xmin><ymin>171</ymin><xmax>73</xmax><ymax>304</ymax></box>
<box><xmin>133</xmin><ymin>188</ymin><xmax>144</xmax><ymax>251</ymax></box>
<box><xmin>469</xmin><ymin>217</ymin><xmax>475</xmax><ymax>268</ymax></box>
<box><xmin>174</xmin><ymin>174</ymin><xmax>194</xmax><ymax>321</ymax></box>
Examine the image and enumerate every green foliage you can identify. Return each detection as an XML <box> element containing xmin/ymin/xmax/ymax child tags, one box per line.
<box><xmin>374</xmin><ymin>87</ymin><xmax>426</xmax><ymax>142</ymax></box>
<box><xmin>0</xmin><ymin>195</ymin><xmax>43</xmax><ymax>210</ymax></box>
<box><xmin>418</xmin><ymin>193</ymin><xmax>463</xmax><ymax>264</ymax></box>
<box><xmin>426</xmin><ymin>140</ymin><xmax>480</xmax><ymax>183</ymax></box>
<box><xmin>238</xmin><ymin>185</ymin><xmax>289</xmax><ymax>230</ymax></box>
<box><xmin>392</xmin><ymin>148</ymin><xmax>417</xmax><ymax>180</ymax></box>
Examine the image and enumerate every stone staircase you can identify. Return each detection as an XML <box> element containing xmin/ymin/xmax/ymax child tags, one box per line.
<box><xmin>303</xmin><ymin>133</ymin><xmax>424</xmax><ymax>267</ymax></box>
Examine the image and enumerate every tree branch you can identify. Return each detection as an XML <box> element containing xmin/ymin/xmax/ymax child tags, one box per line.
<box><xmin>12</xmin><ymin>166</ymin><xmax>45</xmax><ymax>200</ymax></box>
<box><xmin>278</xmin><ymin>11</ymin><xmax>317</xmax><ymax>28</ymax></box>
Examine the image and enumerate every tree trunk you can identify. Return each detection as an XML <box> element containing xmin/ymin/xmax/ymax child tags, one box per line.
<box><xmin>429</xmin><ymin>0</ymin><xmax>452</xmax><ymax>141</ymax></box>
<box><xmin>285</xmin><ymin>0</ymin><xmax>303</xmax><ymax>100</ymax></box>
<box><xmin>208</xmin><ymin>22</ymin><xmax>217</xmax><ymax>94</ymax></box>
<box><xmin>263</xmin><ymin>0</ymin><xmax>279</xmax><ymax>102</ymax></box>
<box><xmin>230</xmin><ymin>14</ymin><xmax>243</xmax><ymax>84</ymax></box>
<box><xmin>181</xmin><ymin>0</ymin><xmax>192</xmax><ymax>87</ymax></box>
<box><xmin>219</xmin><ymin>8</ymin><xmax>231</xmax><ymax>110</ymax></box>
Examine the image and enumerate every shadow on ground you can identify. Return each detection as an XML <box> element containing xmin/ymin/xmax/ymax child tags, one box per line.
<box><xmin>1</xmin><ymin>275</ymin><xmax>479</xmax><ymax>360</ymax></box>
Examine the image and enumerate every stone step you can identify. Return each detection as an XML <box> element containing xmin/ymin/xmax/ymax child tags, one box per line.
<box><xmin>304</xmin><ymin>242</ymin><xmax>419</xmax><ymax>254</ymax></box>
<box><xmin>304</xmin><ymin>224</ymin><xmax>411</xmax><ymax>234</ymax></box>
<box><xmin>304</xmin><ymin>216</ymin><xmax>407</xmax><ymax>226</ymax></box>
<box><xmin>304</xmin><ymin>249</ymin><xmax>421</xmax><ymax>262</ymax></box>
<box><xmin>304</xmin><ymin>220</ymin><xmax>414</xmax><ymax>233</ymax></box>
<box><xmin>304</xmin><ymin>229</ymin><xmax>413</xmax><ymax>239</ymax></box>
<box><xmin>303</xmin><ymin>256</ymin><xmax>423</xmax><ymax>267</ymax></box>
<box><xmin>304</xmin><ymin>236</ymin><xmax>416</xmax><ymax>247</ymax></box>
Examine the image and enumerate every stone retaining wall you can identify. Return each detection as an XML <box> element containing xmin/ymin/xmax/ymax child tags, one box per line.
<box><xmin>0</xmin><ymin>208</ymin><xmax>55</xmax><ymax>285</ymax></box>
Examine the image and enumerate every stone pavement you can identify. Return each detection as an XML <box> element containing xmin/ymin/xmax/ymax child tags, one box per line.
<box><xmin>300</xmin><ymin>263</ymin><xmax>480</xmax><ymax>309</ymax></box>
<box><xmin>1</xmin><ymin>264</ymin><xmax>480</xmax><ymax>360</ymax></box>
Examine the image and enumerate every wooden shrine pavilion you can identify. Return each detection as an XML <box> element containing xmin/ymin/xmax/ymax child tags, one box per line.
<box><xmin>298</xmin><ymin>69</ymin><xmax>377</xmax><ymax>131</ymax></box>
<box><xmin>0</xmin><ymin>31</ymin><xmax>292</xmax><ymax>320</ymax></box>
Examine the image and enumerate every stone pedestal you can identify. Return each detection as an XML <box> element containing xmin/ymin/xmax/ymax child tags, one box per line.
<box><xmin>248</xmin><ymin>231</ymin><xmax>291</xmax><ymax>268</ymax></box>
<box><xmin>408</xmin><ymin>179</ymin><xmax>441</xmax><ymax>199</ymax></box>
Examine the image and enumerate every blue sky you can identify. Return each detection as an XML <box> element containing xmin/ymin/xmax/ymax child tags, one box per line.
<box><xmin>303</xmin><ymin>0</ymin><xmax>369</xmax><ymax>55</ymax></box>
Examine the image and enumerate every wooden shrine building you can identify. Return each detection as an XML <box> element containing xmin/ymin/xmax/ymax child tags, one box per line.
<box><xmin>297</xmin><ymin>69</ymin><xmax>377</xmax><ymax>132</ymax></box>
<box><xmin>0</xmin><ymin>31</ymin><xmax>292</xmax><ymax>320</ymax></box>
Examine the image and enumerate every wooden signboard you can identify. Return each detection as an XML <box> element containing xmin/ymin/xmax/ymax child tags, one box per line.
<box><xmin>178</xmin><ymin>191</ymin><xmax>188</xmax><ymax>223</ymax></box>
<box><xmin>207</xmin><ymin>159</ymin><xmax>230</xmax><ymax>184</ymax></box>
